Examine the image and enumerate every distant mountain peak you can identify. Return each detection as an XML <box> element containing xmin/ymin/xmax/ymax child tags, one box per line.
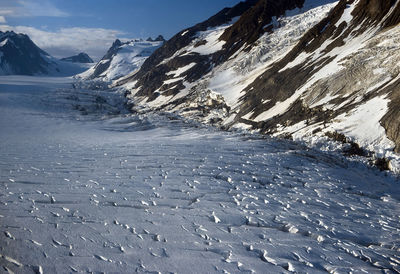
<box><xmin>78</xmin><ymin>38</ymin><xmax>164</xmax><ymax>81</ymax></box>
<box><xmin>61</xmin><ymin>52</ymin><xmax>93</xmax><ymax>63</ymax></box>
<box><xmin>0</xmin><ymin>31</ymin><xmax>91</xmax><ymax>76</ymax></box>
<box><xmin>0</xmin><ymin>30</ymin><xmax>50</xmax><ymax>75</ymax></box>
<box><xmin>146</xmin><ymin>35</ymin><xmax>165</xmax><ymax>42</ymax></box>
<box><xmin>154</xmin><ymin>35</ymin><xmax>165</xmax><ymax>42</ymax></box>
<box><xmin>111</xmin><ymin>39</ymin><xmax>123</xmax><ymax>49</ymax></box>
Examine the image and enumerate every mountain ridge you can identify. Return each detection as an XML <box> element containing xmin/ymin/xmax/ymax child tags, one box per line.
<box><xmin>116</xmin><ymin>0</ymin><xmax>400</xmax><ymax>171</ymax></box>
<box><xmin>0</xmin><ymin>30</ymin><xmax>51</xmax><ymax>75</ymax></box>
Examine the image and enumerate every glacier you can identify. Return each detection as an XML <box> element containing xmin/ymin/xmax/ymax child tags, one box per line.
<box><xmin>0</xmin><ymin>76</ymin><xmax>399</xmax><ymax>273</ymax></box>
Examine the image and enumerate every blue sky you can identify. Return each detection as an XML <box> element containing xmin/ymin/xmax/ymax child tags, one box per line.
<box><xmin>0</xmin><ymin>0</ymin><xmax>240</xmax><ymax>60</ymax></box>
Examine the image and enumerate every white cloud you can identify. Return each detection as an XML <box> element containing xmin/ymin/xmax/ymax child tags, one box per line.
<box><xmin>18</xmin><ymin>0</ymin><xmax>69</xmax><ymax>17</ymax></box>
<box><xmin>0</xmin><ymin>25</ymin><xmax>127</xmax><ymax>61</ymax></box>
<box><xmin>0</xmin><ymin>16</ymin><xmax>6</xmax><ymax>24</ymax></box>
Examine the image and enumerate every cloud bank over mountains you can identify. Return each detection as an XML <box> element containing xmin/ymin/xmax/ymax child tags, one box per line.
<box><xmin>0</xmin><ymin>24</ymin><xmax>125</xmax><ymax>60</ymax></box>
<box><xmin>0</xmin><ymin>0</ymin><xmax>126</xmax><ymax>60</ymax></box>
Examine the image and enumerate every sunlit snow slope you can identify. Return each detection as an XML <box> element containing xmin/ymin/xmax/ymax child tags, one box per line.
<box><xmin>79</xmin><ymin>39</ymin><xmax>164</xmax><ymax>82</ymax></box>
<box><xmin>0</xmin><ymin>76</ymin><xmax>399</xmax><ymax>273</ymax></box>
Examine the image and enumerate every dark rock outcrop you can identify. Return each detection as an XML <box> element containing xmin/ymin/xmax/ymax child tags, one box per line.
<box><xmin>154</xmin><ymin>35</ymin><xmax>165</xmax><ymax>42</ymax></box>
<box><xmin>381</xmin><ymin>79</ymin><xmax>400</xmax><ymax>153</ymax></box>
<box><xmin>219</xmin><ymin>0</ymin><xmax>304</xmax><ymax>57</ymax></box>
<box><xmin>61</xmin><ymin>52</ymin><xmax>93</xmax><ymax>63</ymax></box>
<box><xmin>147</xmin><ymin>35</ymin><xmax>165</xmax><ymax>42</ymax></box>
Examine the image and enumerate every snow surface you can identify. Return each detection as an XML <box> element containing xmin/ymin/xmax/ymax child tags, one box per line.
<box><xmin>0</xmin><ymin>76</ymin><xmax>399</xmax><ymax>273</ymax></box>
<box><xmin>103</xmin><ymin>41</ymin><xmax>161</xmax><ymax>81</ymax></box>
<box><xmin>166</xmin><ymin>63</ymin><xmax>196</xmax><ymax>77</ymax></box>
<box><xmin>189</xmin><ymin>26</ymin><xmax>227</xmax><ymax>55</ymax></box>
<box><xmin>0</xmin><ymin>38</ymin><xmax>8</xmax><ymax>47</ymax></box>
<box><xmin>163</xmin><ymin>76</ymin><xmax>185</xmax><ymax>86</ymax></box>
<box><xmin>334</xmin><ymin>2</ymin><xmax>356</xmax><ymax>27</ymax></box>
<box><xmin>326</xmin><ymin>96</ymin><xmax>395</xmax><ymax>155</ymax></box>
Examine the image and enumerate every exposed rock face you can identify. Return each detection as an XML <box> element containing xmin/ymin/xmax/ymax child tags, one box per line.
<box><xmin>381</xmin><ymin>79</ymin><xmax>400</xmax><ymax>153</ymax></box>
<box><xmin>121</xmin><ymin>0</ymin><xmax>400</xmax><ymax>170</ymax></box>
<box><xmin>0</xmin><ymin>31</ymin><xmax>51</xmax><ymax>75</ymax></box>
<box><xmin>146</xmin><ymin>35</ymin><xmax>165</xmax><ymax>42</ymax></box>
<box><xmin>120</xmin><ymin>0</ymin><xmax>260</xmax><ymax>98</ymax></box>
<box><xmin>219</xmin><ymin>0</ymin><xmax>304</xmax><ymax>57</ymax></box>
<box><xmin>237</xmin><ymin>0</ymin><xmax>400</xmax><ymax>154</ymax></box>
<box><xmin>154</xmin><ymin>35</ymin><xmax>165</xmax><ymax>42</ymax></box>
<box><xmin>61</xmin><ymin>52</ymin><xmax>93</xmax><ymax>63</ymax></box>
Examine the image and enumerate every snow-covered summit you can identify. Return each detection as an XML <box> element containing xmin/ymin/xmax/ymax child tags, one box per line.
<box><xmin>78</xmin><ymin>38</ymin><xmax>164</xmax><ymax>82</ymax></box>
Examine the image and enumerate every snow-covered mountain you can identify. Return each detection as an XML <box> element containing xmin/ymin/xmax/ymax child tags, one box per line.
<box><xmin>0</xmin><ymin>30</ymin><xmax>53</xmax><ymax>75</ymax></box>
<box><xmin>118</xmin><ymin>0</ymin><xmax>400</xmax><ymax>171</ymax></box>
<box><xmin>61</xmin><ymin>52</ymin><xmax>93</xmax><ymax>63</ymax></box>
<box><xmin>0</xmin><ymin>30</ymin><xmax>89</xmax><ymax>76</ymax></box>
<box><xmin>79</xmin><ymin>37</ymin><xmax>165</xmax><ymax>82</ymax></box>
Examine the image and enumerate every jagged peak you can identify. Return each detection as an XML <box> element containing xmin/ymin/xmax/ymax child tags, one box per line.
<box><xmin>146</xmin><ymin>35</ymin><xmax>165</xmax><ymax>42</ymax></box>
<box><xmin>111</xmin><ymin>39</ymin><xmax>122</xmax><ymax>49</ymax></box>
<box><xmin>154</xmin><ymin>35</ymin><xmax>165</xmax><ymax>42</ymax></box>
<box><xmin>60</xmin><ymin>52</ymin><xmax>93</xmax><ymax>63</ymax></box>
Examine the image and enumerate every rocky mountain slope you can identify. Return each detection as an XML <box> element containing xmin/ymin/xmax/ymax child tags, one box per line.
<box><xmin>117</xmin><ymin>0</ymin><xmax>400</xmax><ymax>172</ymax></box>
<box><xmin>61</xmin><ymin>52</ymin><xmax>93</xmax><ymax>63</ymax></box>
<box><xmin>79</xmin><ymin>37</ymin><xmax>165</xmax><ymax>82</ymax></box>
<box><xmin>238</xmin><ymin>0</ymin><xmax>400</xmax><ymax>157</ymax></box>
<box><xmin>0</xmin><ymin>31</ymin><xmax>54</xmax><ymax>75</ymax></box>
<box><xmin>0</xmin><ymin>30</ymin><xmax>88</xmax><ymax>76</ymax></box>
